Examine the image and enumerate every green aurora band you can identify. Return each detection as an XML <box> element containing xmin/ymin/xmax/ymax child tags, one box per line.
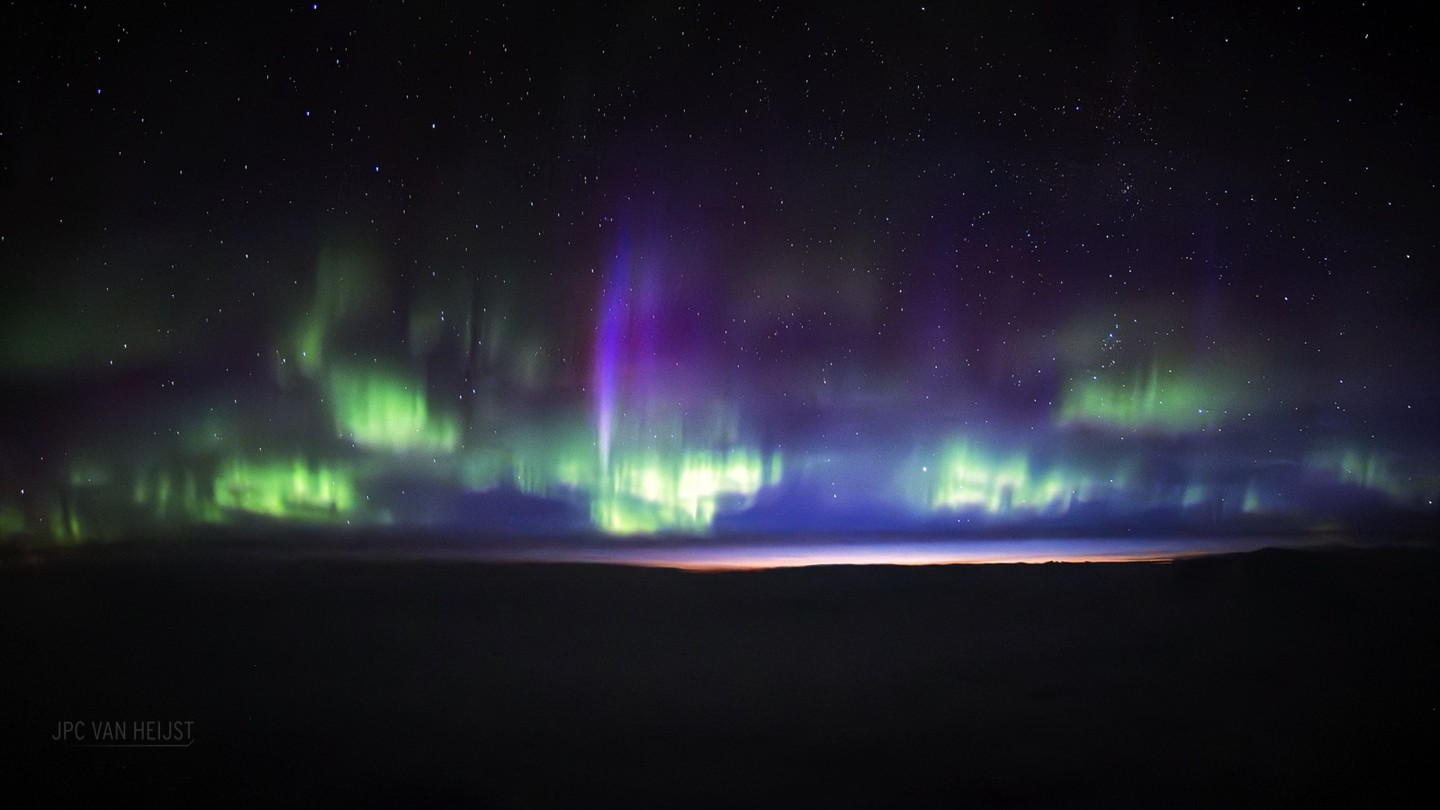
<box><xmin>1</xmin><ymin>244</ymin><xmax>1434</xmax><ymax>542</ymax></box>
<box><xmin>328</xmin><ymin>365</ymin><xmax>460</xmax><ymax>454</ymax></box>
<box><xmin>1057</xmin><ymin>360</ymin><xmax>1238</xmax><ymax>432</ymax></box>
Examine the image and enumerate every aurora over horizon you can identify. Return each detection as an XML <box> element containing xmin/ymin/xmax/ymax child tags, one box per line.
<box><xmin>1</xmin><ymin>2</ymin><xmax>1436</xmax><ymax>557</ymax></box>
<box><xmin>5</xmin><ymin>6</ymin><xmax>1440</xmax><ymax>805</ymax></box>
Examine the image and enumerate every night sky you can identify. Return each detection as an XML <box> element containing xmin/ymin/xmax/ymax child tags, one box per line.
<box><xmin>2</xmin><ymin>1</ymin><xmax>1436</xmax><ymax>542</ymax></box>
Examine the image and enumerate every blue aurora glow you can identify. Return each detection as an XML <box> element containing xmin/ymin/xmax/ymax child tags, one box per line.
<box><xmin>2</xmin><ymin>233</ymin><xmax>1434</xmax><ymax>547</ymax></box>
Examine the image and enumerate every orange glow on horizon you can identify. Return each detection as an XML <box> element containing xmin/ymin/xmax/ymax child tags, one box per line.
<box><xmin>469</xmin><ymin>536</ymin><xmax>1332</xmax><ymax>571</ymax></box>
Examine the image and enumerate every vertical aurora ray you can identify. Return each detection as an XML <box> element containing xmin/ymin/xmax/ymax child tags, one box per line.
<box><xmin>582</xmin><ymin>233</ymin><xmax>785</xmax><ymax>534</ymax></box>
<box><xmin>593</xmin><ymin>241</ymin><xmax>631</xmax><ymax>471</ymax></box>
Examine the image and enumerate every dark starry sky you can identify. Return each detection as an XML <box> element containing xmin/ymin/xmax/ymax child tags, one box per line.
<box><xmin>0</xmin><ymin>1</ymin><xmax>1435</xmax><ymax>532</ymax></box>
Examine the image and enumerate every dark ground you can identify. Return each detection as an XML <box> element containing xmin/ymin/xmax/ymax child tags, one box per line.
<box><xmin>2</xmin><ymin>541</ymin><xmax>1437</xmax><ymax>807</ymax></box>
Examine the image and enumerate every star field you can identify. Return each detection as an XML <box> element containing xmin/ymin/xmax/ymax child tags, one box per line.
<box><xmin>0</xmin><ymin>2</ymin><xmax>1434</xmax><ymax>539</ymax></box>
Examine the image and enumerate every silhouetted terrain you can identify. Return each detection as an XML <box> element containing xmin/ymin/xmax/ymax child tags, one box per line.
<box><xmin>2</xmin><ymin>541</ymin><xmax>1437</xmax><ymax>807</ymax></box>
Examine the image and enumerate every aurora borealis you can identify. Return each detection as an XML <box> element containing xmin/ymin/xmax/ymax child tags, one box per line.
<box><xmin>1</xmin><ymin>2</ymin><xmax>1436</xmax><ymax>545</ymax></box>
<box><xmin>4</xmin><ymin>8</ymin><xmax>1440</xmax><ymax>804</ymax></box>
